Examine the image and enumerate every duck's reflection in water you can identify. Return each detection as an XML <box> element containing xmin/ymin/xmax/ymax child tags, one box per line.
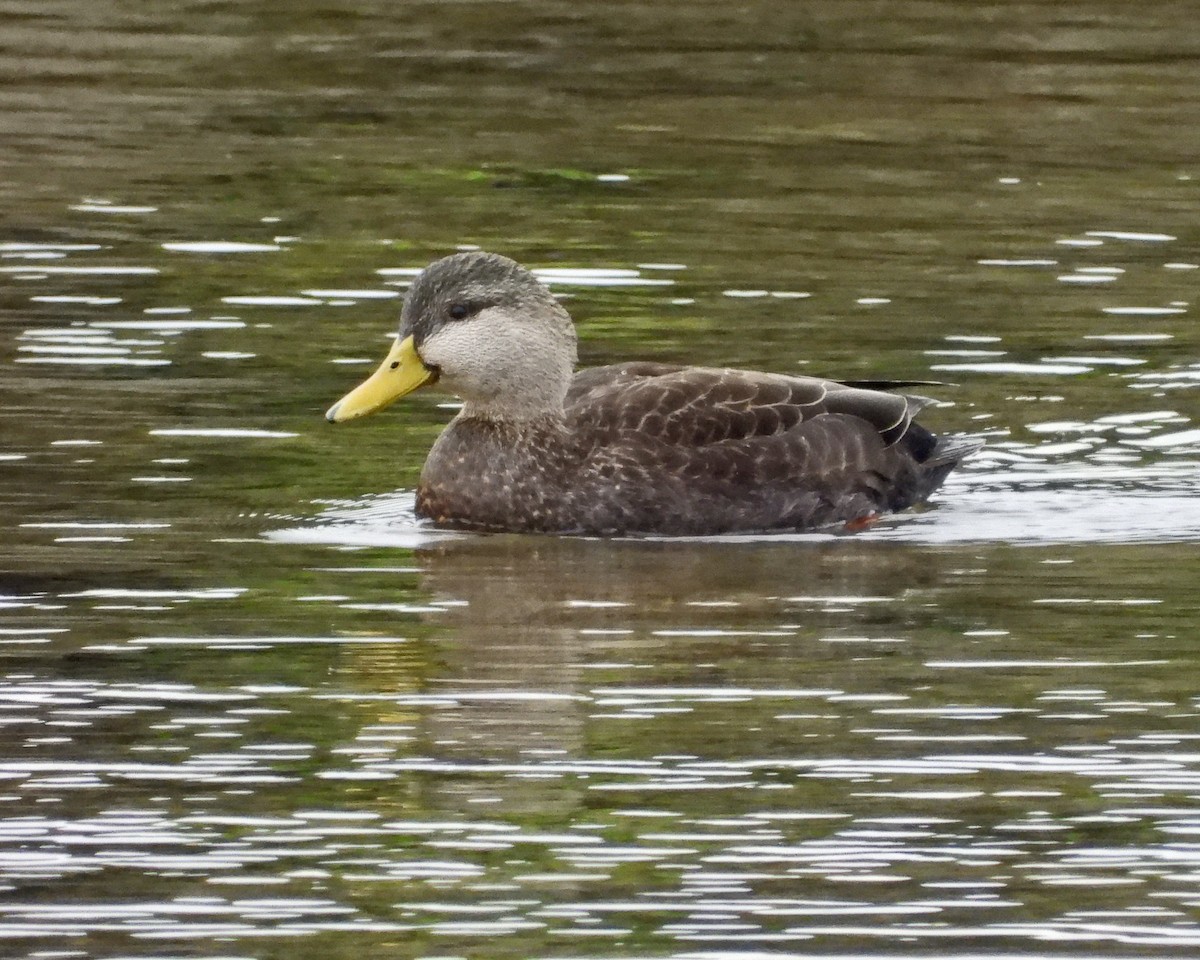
<box><xmin>390</xmin><ymin>534</ymin><xmax>947</xmax><ymax>814</ymax></box>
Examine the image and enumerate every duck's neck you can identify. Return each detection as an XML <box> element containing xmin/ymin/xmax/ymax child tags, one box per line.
<box><xmin>455</xmin><ymin>371</ymin><xmax>570</xmax><ymax>423</ymax></box>
<box><xmin>457</xmin><ymin>398</ymin><xmax>566</xmax><ymax>424</ymax></box>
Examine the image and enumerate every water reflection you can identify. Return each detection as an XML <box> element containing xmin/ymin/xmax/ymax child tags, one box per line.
<box><xmin>2</xmin><ymin>536</ymin><xmax>1200</xmax><ymax>950</ymax></box>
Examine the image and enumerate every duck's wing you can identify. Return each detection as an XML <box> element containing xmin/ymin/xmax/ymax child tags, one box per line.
<box><xmin>564</xmin><ymin>364</ymin><xmax>977</xmax><ymax>532</ymax></box>
<box><xmin>567</xmin><ymin>363</ymin><xmax>931</xmax><ymax>453</ymax></box>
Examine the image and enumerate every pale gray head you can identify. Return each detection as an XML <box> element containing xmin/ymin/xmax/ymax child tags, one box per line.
<box><xmin>401</xmin><ymin>252</ymin><xmax>578</xmax><ymax>420</ymax></box>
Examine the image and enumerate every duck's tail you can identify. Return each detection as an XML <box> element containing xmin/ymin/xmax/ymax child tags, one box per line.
<box><xmin>913</xmin><ymin>433</ymin><xmax>983</xmax><ymax>500</ymax></box>
<box><xmin>925</xmin><ymin>434</ymin><xmax>985</xmax><ymax>469</ymax></box>
<box><xmin>887</xmin><ymin>429</ymin><xmax>982</xmax><ymax>511</ymax></box>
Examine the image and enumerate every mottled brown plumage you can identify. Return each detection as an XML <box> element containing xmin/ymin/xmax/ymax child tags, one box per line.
<box><xmin>327</xmin><ymin>252</ymin><xmax>981</xmax><ymax>536</ymax></box>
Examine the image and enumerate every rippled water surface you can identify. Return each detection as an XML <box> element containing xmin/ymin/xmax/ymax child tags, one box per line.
<box><xmin>1</xmin><ymin>2</ymin><xmax>1198</xmax><ymax>957</ymax></box>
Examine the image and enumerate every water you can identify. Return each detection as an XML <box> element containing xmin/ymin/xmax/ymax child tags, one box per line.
<box><xmin>1</xmin><ymin>1</ymin><xmax>1198</xmax><ymax>957</ymax></box>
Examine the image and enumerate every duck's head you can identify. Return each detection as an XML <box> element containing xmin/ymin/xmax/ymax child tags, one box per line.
<box><xmin>326</xmin><ymin>251</ymin><xmax>578</xmax><ymax>424</ymax></box>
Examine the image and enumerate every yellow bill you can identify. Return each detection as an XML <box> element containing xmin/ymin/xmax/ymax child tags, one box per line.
<box><xmin>325</xmin><ymin>334</ymin><xmax>437</xmax><ymax>423</ymax></box>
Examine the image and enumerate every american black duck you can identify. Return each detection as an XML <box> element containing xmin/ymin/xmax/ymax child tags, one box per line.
<box><xmin>326</xmin><ymin>251</ymin><xmax>980</xmax><ymax>535</ymax></box>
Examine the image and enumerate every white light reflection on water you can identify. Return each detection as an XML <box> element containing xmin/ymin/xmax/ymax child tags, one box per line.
<box><xmin>929</xmin><ymin>361</ymin><xmax>1094</xmax><ymax>375</ymax></box>
<box><xmin>8</xmin><ymin>312</ymin><xmax>252</xmax><ymax>375</ymax></box>
<box><xmin>93</xmin><ymin>318</ymin><xmax>244</xmax><ymax>331</ymax></box>
<box><xmin>71</xmin><ymin>203</ymin><xmax>158</xmax><ymax>215</ymax></box>
<box><xmin>1102</xmin><ymin>306</ymin><xmax>1187</xmax><ymax>316</ymax></box>
<box><xmin>0</xmin><ymin>265</ymin><xmax>159</xmax><ymax>275</ymax></box>
<box><xmin>376</xmin><ymin>264</ymin><xmax>677</xmax><ymax>288</ymax></box>
<box><xmin>1</xmin><ymin>243</ymin><xmax>102</xmax><ymax>253</ymax></box>
<box><xmin>299</xmin><ymin>288</ymin><xmax>400</xmax><ymax>300</ymax></box>
<box><xmin>1085</xmin><ymin>231</ymin><xmax>1177</xmax><ymax>242</ymax></box>
<box><xmin>15</xmin><ymin>355</ymin><xmax>171</xmax><ymax>367</ymax></box>
<box><xmin>221</xmin><ymin>295</ymin><xmax>323</xmax><ymax>306</ymax></box>
<box><xmin>2</xmin><ymin>484</ymin><xmax>1200</xmax><ymax>958</ymax></box>
<box><xmin>163</xmin><ymin>241</ymin><xmax>281</xmax><ymax>253</ymax></box>
<box><xmin>150</xmin><ymin>428</ymin><xmax>299</xmax><ymax>439</ymax></box>
<box><xmin>29</xmin><ymin>294</ymin><xmax>123</xmax><ymax>304</ymax></box>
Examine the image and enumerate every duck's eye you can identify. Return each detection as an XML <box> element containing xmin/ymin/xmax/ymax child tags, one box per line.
<box><xmin>447</xmin><ymin>302</ymin><xmax>470</xmax><ymax>320</ymax></box>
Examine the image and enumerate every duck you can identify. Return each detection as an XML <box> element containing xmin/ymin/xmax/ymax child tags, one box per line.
<box><xmin>326</xmin><ymin>251</ymin><xmax>981</xmax><ymax>536</ymax></box>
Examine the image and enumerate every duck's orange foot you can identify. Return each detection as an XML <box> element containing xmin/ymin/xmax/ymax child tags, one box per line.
<box><xmin>844</xmin><ymin>512</ymin><xmax>882</xmax><ymax>532</ymax></box>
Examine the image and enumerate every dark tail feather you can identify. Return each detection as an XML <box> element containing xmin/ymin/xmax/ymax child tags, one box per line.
<box><xmin>889</xmin><ymin>432</ymin><xmax>983</xmax><ymax>510</ymax></box>
<box><xmin>925</xmin><ymin>434</ymin><xmax>985</xmax><ymax>469</ymax></box>
<box><xmin>839</xmin><ymin>378</ymin><xmax>950</xmax><ymax>391</ymax></box>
